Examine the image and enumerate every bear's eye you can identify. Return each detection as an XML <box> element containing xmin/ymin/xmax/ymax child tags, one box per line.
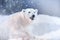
<box><xmin>23</xmin><ymin>10</ymin><xmax>25</xmax><ymax>12</ymax></box>
<box><xmin>28</xmin><ymin>11</ymin><xmax>31</xmax><ymax>13</ymax></box>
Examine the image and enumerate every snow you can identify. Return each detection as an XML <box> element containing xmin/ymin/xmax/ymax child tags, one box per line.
<box><xmin>27</xmin><ymin>14</ymin><xmax>60</xmax><ymax>39</ymax></box>
<box><xmin>0</xmin><ymin>0</ymin><xmax>59</xmax><ymax>17</ymax></box>
<box><xmin>0</xmin><ymin>15</ymin><xmax>9</xmax><ymax>40</ymax></box>
<box><xmin>0</xmin><ymin>13</ymin><xmax>60</xmax><ymax>40</ymax></box>
<box><xmin>0</xmin><ymin>0</ymin><xmax>59</xmax><ymax>40</ymax></box>
<box><xmin>1</xmin><ymin>13</ymin><xmax>60</xmax><ymax>40</ymax></box>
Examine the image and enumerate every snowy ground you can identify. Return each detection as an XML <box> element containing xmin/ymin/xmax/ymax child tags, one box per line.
<box><xmin>0</xmin><ymin>14</ymin><xmax>60</xmax><ymax>40</ymax></box>
<box><xmin>27</xmin><ymin>14</ymin><xmax>60</xmax><ymax>40</ymax></box>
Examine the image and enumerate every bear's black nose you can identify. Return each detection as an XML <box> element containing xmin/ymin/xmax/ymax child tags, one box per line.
<box><xmin>32</xmin><ymin>15</ymin><xmax>35</xmax><ymax>18</ymax></box>
<box><xmin>30</xmin><ymin>15</ymin><xmax>35</xmax><ymax>20</ymax></box>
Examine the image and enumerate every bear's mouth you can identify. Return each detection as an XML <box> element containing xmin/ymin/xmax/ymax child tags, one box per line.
<box><xmin>30</xmin><ymin>15</ymin><xmax>35</xmax><ymax>20</ymax></box>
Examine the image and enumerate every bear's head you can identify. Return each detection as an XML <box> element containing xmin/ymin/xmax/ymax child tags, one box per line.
<box><xmin>8</xmin><ymin>8</ymin><xmax>38</xmax><ymax>27</ymax></box>
<box><xmin>22</xmin><ymin>8</ymin><xmax>38</xmax><ymax>20</ymax></box>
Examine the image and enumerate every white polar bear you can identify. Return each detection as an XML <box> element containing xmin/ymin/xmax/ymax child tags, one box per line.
<box><xmin>0</xmin><ymin>8</ymin><xmax>38</xmax><ymax>40</ymax></box>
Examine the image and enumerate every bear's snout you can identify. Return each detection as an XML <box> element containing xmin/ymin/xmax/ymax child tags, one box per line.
<box><xmin>32</xmin><ymin>15</ymin><xmax>35</xmax><ymax>18</ymax></box>
<box><xmin>30</xmin><ymin>15</ymin><xmax>35</xmax><ymax>20</ymax></box>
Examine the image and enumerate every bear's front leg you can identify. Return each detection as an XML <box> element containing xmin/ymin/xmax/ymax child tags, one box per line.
<box><xmin>8</xmin><ymin>29</ymin><xmax>31</xmax><ymax>40</ymax></box>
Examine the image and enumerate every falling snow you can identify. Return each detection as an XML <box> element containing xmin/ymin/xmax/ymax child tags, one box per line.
<box><xmin>0</xmin><ymin>0</ymin><xmax>60</xmax><ymax>40</ymax></box>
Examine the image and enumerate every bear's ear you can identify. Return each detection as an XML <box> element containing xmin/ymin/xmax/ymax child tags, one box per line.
<box><xmin>34</xmin><ymin>9</ymin><xmax>38</xmax><ymax>15</ymax></box>
<box><xmin>22</xmin><ymin>9</ymin><xmax>25</xmax><ymax>12</ymax></box>
<box><xmin>35</xmin><ymin>9</ymin><xmax>38</xmax><ymax>12</ymax></box>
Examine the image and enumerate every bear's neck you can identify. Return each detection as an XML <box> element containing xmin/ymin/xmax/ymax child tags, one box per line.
<box><xmin>8</xmin><ymin>12</ymin><xmax>32</xmax><ymax>28</ymax></box>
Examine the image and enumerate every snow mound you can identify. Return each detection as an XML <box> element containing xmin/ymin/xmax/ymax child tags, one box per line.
<box><xmin>27</xmin><ymin>14</ymin><xmax>60</xmax><ymax>39</ymax></box>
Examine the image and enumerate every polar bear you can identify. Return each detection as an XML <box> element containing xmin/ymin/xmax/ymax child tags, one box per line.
<box><xmin>0</xmin><ymin>8</ymin><xmax>38</xmax><ymax>40</ymax></box>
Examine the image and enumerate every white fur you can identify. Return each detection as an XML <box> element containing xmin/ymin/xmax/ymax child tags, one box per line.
<box><xmin>22</xmin><ymin>8</ymin><xmax>38</xmax><ymax>18</ymax></box>
<box><xmin>0</xmin><ymin>8</ymin><xmax>38</xmax><ymax>40</ymax></box>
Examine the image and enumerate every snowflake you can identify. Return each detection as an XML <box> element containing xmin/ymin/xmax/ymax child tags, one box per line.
<box><xmin>31</xmin><ymin>1</ymin><xmax>34</xmax><ymax>4</ymax></box>
<box><xmin>25</xmin><ymin>5</ymin><xmax>28</xmax><ymax>7</ymax></box>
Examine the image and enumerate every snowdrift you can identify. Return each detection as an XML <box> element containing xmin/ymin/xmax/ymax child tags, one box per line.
<box><xmin>27</xmin><ymin>14</ymin><xmax>60</xmax><ymax>39</ymax></box>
